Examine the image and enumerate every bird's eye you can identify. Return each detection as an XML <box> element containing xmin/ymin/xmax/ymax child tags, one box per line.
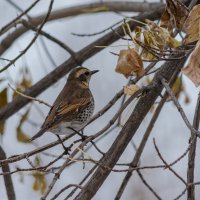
<box><xmin>85</xmin><ymin>71</ymin><xmax>90</xmax><ymax>76</ymax></box>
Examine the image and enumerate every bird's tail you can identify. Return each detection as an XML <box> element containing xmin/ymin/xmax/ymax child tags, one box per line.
<box><xmin>29</xmin><ymin>128</ymin><xmax>46</xmax><ymax>142</ymax></box>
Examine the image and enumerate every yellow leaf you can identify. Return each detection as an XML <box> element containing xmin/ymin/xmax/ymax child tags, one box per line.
<box><xmin>33</xmin><ymin>179</ymin><xmax>40</xmax><ymax>191</ymax></box>
<box><xmin>13</xmin><ymin>67</ymin><xmax>32</xmax><ymax>99</ymax></box>
<box><xmin>115</xmin><ymin>48</ymin><xmax>144</xmax><ymax>78</ymax></box>
<box><xmin>124</xmin><ymin>84</ymin><xmax>140</xmax><ymax>96</ymax></box>
<box><xmin>0</xmin><ymin>88</ymin><xmax>7</xmax><ymax>135</ymax></box>
<box><xmin>183</xmin><ymin>5</ymin><xmax>200</xmax><ymax>44</ymax></box>
<box><xmin>16</xmin><ymin>109</ymin><xmax>30</xmax><ymax>143</ymax></box>
<box><xmin>134</xmin><ymin>26</ymin><xmax>142</xmax><ymax>52</ymax></box>
<box><xmin>182</xmin><ymin>40</ymin><xmax>200</xmax><ymax>86</ymax></box>
<box><xmin>32</xmin><ymin>172</ymin><xmax>47</xmax><ymax>194</ymax></box>
<box><xmin>142</xmin><ymin>31</ymin><xmax>157</xmax><ymax>60</ymax></box>
<box><xmin>171</xmin><ymin>77</ymin><xmax>184</xmax><ymax>99</ymax></box>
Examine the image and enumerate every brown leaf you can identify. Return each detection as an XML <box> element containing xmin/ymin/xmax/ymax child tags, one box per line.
<box><xmin>115</xmin><ymin>48</ymin><xmax>144</xmax><ymax>78</ymax></box>
<box><xmin>182</xmin><ymin>40</ymin><xmax>200</xmax><ymax>86</ymax></box>
<box><xmin>160</xmin><ymin>0</ymin><xmax>189</xmax><ymax>31</ymax></box>
<box><xmin>0</xmin><ymin>88</ymin><xmax>7</xmax><ymax>135</ymax></box>
<box><xmin>146</xmin><ymin>20</ymin><xmax>181</xmax><ymax>48</ymax></box>
<box><xmin>160</xmin><ymin>8</ymin><xmax>173</xmax><ymax>34</ymax></box>
<box><xmin>183</xmin><ymin>5</ymin><xmax>200</xmax><ymax>44</ymax></box>
<box><xmin>124</xmin><ymin>84</ymin><xmax>140</xmax><ymax>96</ymax></box>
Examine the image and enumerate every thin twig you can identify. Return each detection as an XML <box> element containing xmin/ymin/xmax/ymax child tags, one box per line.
<box><xmin>153</xmin><ymin>138</ymin><xmax>187</xmax><ymax>185</ymax></box>
<box><xmin>0</xmin><ymin>0</ymin><xmax>55</xmax><ymax>73</ymax></box>
<box><xmin>0</xmin><ymin>0</ymin><xmax>39</xmax><ymax>35</ymax></box>
<box><xmin>8</xmin><ymin>84</ymin><xmax>51</xmax><ymax>108</ymax></box>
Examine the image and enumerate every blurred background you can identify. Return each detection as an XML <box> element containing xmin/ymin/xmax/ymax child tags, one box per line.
<box><xmin>0</xmin><ymin>0</ymin><xmax>200</xmax><ymax>199</ymax></box>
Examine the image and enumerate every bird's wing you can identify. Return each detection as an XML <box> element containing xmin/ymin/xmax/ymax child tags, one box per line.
<box><xmin>42</xmin><ymin>96</ymin><xmax>91</xmax><ymax>130</ymax></box>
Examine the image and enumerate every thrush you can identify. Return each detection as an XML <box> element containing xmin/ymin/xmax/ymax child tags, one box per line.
<box><xmin>30</xmin><ymin>67</ymin><xmax>99</xmax><ymax>141</ymax></box>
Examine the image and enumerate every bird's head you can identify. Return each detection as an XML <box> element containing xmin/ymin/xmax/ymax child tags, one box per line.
<box><xmin>68</xmin><ymin>67</ymin><xmax>99</xmax><ymax>87</ymax></box>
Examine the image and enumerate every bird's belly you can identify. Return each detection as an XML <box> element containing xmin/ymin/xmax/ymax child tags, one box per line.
<box><xmin>50</xmin><ymin>121</ymin><xmax>85</xmax><ymax>135</ymax></box>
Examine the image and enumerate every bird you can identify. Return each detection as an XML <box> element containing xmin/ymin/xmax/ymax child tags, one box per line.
<box><xmin>30</xmin><ymin>67</ymin><xmax>99</xmax><ymax>142</ymax></box>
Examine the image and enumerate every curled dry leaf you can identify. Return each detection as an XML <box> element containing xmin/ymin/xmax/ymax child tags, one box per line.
<box><xmin>160</xmin><ymin>0</ymin><xmax>189</xmax><ymax>32</ymax></box>
<box><xmin>182</xmin><ymin>40</ymin><xmax>200</xmax><ymax>86</ymax></box>
<box><xmin>183</xmin><ymin>4</ymin><xmax>200</xmax><ymax>44</ymax></box>
<box><xmin>124</xmin><ymin>84</ymin><xmax>140</xmax><ymax>96</ymax></box>
<box><xmin>115</xmin><ymin>48</ymin><xmax>144</xmax><ymax>78</ymax></box>
<box><xmin>146</xmin><ymin>19</ymin><xmax>181</xmax><ymax>48</ymax></box>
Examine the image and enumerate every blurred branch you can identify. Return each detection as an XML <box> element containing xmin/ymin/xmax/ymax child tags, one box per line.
<box><xmin>0</xmin><ymin>0</ymin><xmax>55</xmax><ymax>73</ymax></box>
<box><xmin>161</xmin><ymin>79</ymin><xmax>200</xmax><ymax>137</ymax></box>
<box><xmin>187</xmin><ymin>92</ymin><xmax>200</xmax><ymax>199</ymax></box>
<box><xmin>137</xmin><ymin>170</ymin><xmax>161</xmax><ymax>200</ymax></box>
<box><xmin>20</xmin><ymin>20</ymin><xmax>76</xmax><ymax>57</ymax></box>
<box><xmin>115</xmin><ymin>91</ymin><xmax>169</xmax><ymax>200</ymax></box>
<box><xmin>8</xmin><ymin>83</ymin><xmax>51</xmax><ymax>108</ymax></box>
<box><xmin>0</xmin><ymin>133</ymin><xmax>75</xmax><ymax>167</ymax></box>
<box><xmin>0</xmin><ymin>146</ymin><xmax>16</xmax><ymax>200</ymax></box>
<box><xmin>0</xmin><ymin>9</ymin><xmax>164</xmax><ymax>123</ymax></box>
<box><xmin>50</xmin><ymin>184</ymin><xmax>83</xmax><ymax>200</ymax></box>
<box><xmin>0</xmin><ymin>0</ymin><xmax>39</xmax><ymax>35</ymax></box>
<box><xmin>153</xmin><ymin>138</ymin><xmax>187</xmax><ymax>185</ymax></box>
<box><xmin>0</xmin><ymin>1</ymin><xmax>164</xmax><ymax>55</ymax></box>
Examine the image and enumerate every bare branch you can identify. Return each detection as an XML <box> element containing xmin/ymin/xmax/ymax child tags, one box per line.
<box><xmin>0</xmin><ymin>1</ymin><xmax>164</xmax><ymax>55</ymax></box>
<box><xmin>187</xmin><ymin>92</ymin><xmax>200</xmax><ymax>199</ymax></box>
<box><xmin>0</xmin><ymin>9</ymin><xmax>163</xmax><ymax>123</ymax></box>
<box><xmin>0</xmin><ymin>146</ymin><xmax>16</xmax><ymax>200</ymax></box>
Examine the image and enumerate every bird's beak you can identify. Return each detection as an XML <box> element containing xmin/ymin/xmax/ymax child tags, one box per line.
<box><xmin>91</xmin><ymin>70</ymin><xmax>99</xmax><ymax>75</ymax></box>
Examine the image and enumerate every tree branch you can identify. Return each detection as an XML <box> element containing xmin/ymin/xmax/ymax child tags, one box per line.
<box><xmin>187</xmin><ymin>92</ymin><xmax>200</xmax><ymax>199</ymax></box>
<box><xmin>0</xmin><ymin>9</ymin><xmax>164</xmax><ymax>123</ymax></box>
<box><xmin>0</xmin><ymin>146</ymin><xmax>16</xmax><ymax>200</ymax></box>
<box><xmin>0</xmin><ymin>1</ymin><xmax>163</xmax><ymax>55</ymax></box>
<box><xmin>74</xmin><ymin>53</ymin><xmax>188</xmax><ymax>200</ymax></box>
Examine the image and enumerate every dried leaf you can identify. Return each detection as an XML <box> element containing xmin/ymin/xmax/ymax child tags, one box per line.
<box><xmin>184</xmin><ymin>95</ymin><xmax>190</xmax><ymax>104</ymax></box>
<box><xmin>134</xmin><ymin>26</ymin><xmax>142</xmax><ymax>52</ymax></box>
<box><xmin>171</xmin><ymin>77</ymin><xmax>184</xmax><ymax>99</ymax></box>
<box><xmin>160</xmin><ymin>8</ymin><xmax>173</xmax><ymax>34</ymax></box>
<box><xmin>115</xmin><ymin>48</ymin><xmax>144</xmax><ymax>78</ymax></box>
<box><xmin>182</xmin><ymin>40</ymin><xmax>200</xmax><ymax>86</ymax></box>
<box><xmin>16</xmin><ymin>109</ymin><xmax>30</xmax><ymax>143</ymax></box>
<box><xmin>0</xmin><ymin>88</ymin><xmax>7</xmax><ymax>135</ymax></box>
<box><xmin>146</xmin><ymin>20</ymin><xmax>181</xmax><ymax>48</ymax></box>
<box><xmin>32</xmin><ymin>172</ymin><xmax>46</xmax><ymax>194</ymax></box>
<box><xmin>183</xmin><ymin>5</ymin><xmax>200</xmax><ymax>44</ymax></box>
<box><xmin>13</xmin><ymin>67</ymin><xmax>32</xmax><ymax>99</ymax></box>
<box><xmin>142</xmin><ymin>31</ymin><xmax>157</xmax><ymax>60</ymax></box>
<box><xmin>160</xmin><ymin>0</ymin><xmax>189</xmax><ymax>31</ymax></box>
<box><xmin>124</xmin><ymin>84</ymin><xmax>140</xmax><ymax>96</ymax></box>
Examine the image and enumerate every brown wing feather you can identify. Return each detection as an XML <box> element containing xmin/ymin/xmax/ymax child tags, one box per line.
<box><xmin>41</xmin><ymin>82</ymin><xmax>91</xmax><ymax>131</ymax></box>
